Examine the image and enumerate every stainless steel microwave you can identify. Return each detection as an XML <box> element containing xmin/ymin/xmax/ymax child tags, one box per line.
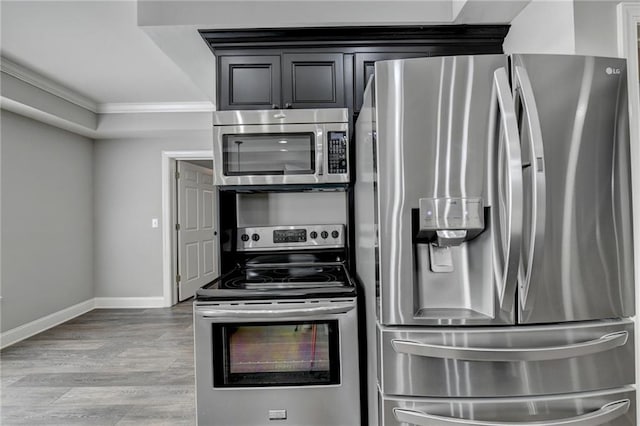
<box><xmin>212</xmin><ymin>109</ymin><xmax>349</xmax><ymax>186</ymax></box>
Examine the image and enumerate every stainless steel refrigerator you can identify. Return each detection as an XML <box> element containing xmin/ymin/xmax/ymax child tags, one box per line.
<box><xmin>354</xmin><ymin>54</ymin><xmax>635</xmax><ymax>425</ymax></box>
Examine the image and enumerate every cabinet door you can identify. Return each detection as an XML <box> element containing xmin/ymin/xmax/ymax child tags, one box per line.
<box><xmin>218</xmin><ymin>56</ymin><xmax>281</xmax><ymax>110</ymax></box>
<box><xmin>354</xmin><ymin>52</ymin><xmax>429</xmax><ymax>111</ymax></box>
<box><xmin>282</xmin><ymin>53</ymin><xmax>345</xmax><ymax>109</ymax></box>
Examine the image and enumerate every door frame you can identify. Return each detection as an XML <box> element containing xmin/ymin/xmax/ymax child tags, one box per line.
<box><xmin>161</xmin><ymin>150</ymin><xmax>214</xmax><ymax>307</ymax></box>
<box><xmin>617</xmin><ymin>3</ymin><xmax>640</xmax><ymax>423</ymax></box>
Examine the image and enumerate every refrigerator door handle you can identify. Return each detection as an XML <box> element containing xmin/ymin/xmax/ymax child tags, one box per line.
<box><xmin>489</xmin><ymin>67</ymin><xmax>523</xmax><ymax>312</ymax></box>
<box><xmin>513</xmin><ymin>65</ymin><xmax>546</xmax><ymax>313</ymax></box>
<box><xmin>390</xmin><ymin>331</ymin><xmax>628</xmax><ymax>362</ymax></box>
<box><xmin>392</xmin><ymin>399</ymin><xmax>630</xmax><ymax>426</ymax></box>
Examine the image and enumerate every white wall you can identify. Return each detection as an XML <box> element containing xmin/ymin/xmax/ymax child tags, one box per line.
<box><xmin>503</xmin><ymin>0</ymin><xmax>576</xmax><ymax>54</ymax></box>
<box><xmin>504</xmin><ymin>0</ymin><xmax>624</xmax><ymax>57</ymax></box>
<box><xmin>137</xmin><ymin>1</ymin><xmax>454</xmax><ymax>27</ymax></box>
<box><xmin>574</xmin><ymin>0</ymin><xmax>621</xmax><ymax>57</ymax></box>
<box><xmin>236</xmin><ymin>192</ymin><xmax>348</xmax><ymax>227</ymax></box>
<box><xmin>1</xmin><ymin>110</ymin><xmax>94</xmax><ymax>332</ymax></box>
<box><xmin>93</xmin><ymin>128</ymin><xmax>211</xmax><ymax>298</ymax></box>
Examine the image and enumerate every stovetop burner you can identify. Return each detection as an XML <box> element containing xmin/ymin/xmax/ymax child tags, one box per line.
<box><xmin>196</xmin><ymin>263</ymin><xmax>356</xmax><ymax>301</ymax></box>
<box><xmin>196</xmin><ymin>225</ymin><xmax>355</xmax><ymax>301</ymax></box>
<box><xmin>236</xmin><ymin>266</ymin><xmax>342</xmax><ymax>284</ymax></box>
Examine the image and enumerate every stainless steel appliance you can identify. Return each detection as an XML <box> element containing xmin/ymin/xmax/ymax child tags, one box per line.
<box><xmin>194</xmin><ymin>224</ymin><xmax>360</xmax><ymax>426</ymax></box>
<box><xmin>212</xmin><ymin>109</ymin><xmax>349</xmax><ymax>186</ymax></box>
<box><xmin>355</xmin><ymin>54</ymin><xmax>635</xmax><ymax>425</ymax></box>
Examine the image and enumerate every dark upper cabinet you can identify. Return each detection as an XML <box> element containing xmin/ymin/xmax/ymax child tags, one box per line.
<box><xmin>282</xmin><ymin>53</ymin><xmax>345</xmax><ymax>109</ymax></box>
<box><xmin>218</xmin><ymin>53</ymin><xmax>345</xmax><ymax>110</ymax></box>
<box><xmin>354</xmin><ymin>52</ymin><xmax>431</xmax><ymax>112</ymax></box>
<box><xmin>203</xmin><ymin>26</ymin><xmax>510</xmax><ymax>112</ymax></box>
<box><xmin>218</xmin><ymin>56</ymin><xmax>281</xmax><ymax>110</ymax></box>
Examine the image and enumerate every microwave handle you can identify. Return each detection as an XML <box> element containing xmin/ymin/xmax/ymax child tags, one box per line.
<box><xmin>317</xmin><ymin>131</ymin><xmax>324</xmax><ymax>176</ymax></box>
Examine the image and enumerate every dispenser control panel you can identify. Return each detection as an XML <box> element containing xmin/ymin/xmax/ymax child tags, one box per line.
<box><xmin>419</xmin><ymin>198</ymin><xmax>484</xmax><ymax>231</ymax></box>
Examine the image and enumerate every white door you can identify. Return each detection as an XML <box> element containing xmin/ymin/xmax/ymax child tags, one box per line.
<box><xmin>177</xmin><ymin>161</ymin><xmax>218</xmax><ymax>301</ymax></box>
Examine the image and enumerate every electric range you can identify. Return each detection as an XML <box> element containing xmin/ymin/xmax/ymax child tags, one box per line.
<box><xmin>194</xmin><ymin>224</ymin><xmax>360</xmax><ymax>426</ymax></box>
<box><xmin>196</xmin><ymin>224</ymin><xmax>356</xmax><ymax>301</ymax></box>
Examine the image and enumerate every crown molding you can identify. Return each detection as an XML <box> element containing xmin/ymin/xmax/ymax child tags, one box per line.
<box><xmin>0</xmin><ymin>56</ymin><xmax>99</xmax><ymax>113</ymax></box>
<box><xmin>1</xmin><ymin>57</ymin><xmax>215</xmax><ymax>116</ymax></box>
<box><xmin>1</xmin><ymin>96</ymin><xmax>99</xmax><ymax>139</ymax></box>
<box><xmin>97</xmin><ymin>101</ymin><xmax>215</xmax><ymax>114</ymax></box>
<box><xmin>200</xmin><ymin>25</ymin><xmax>511</xmax><ymax>52</ymax></box>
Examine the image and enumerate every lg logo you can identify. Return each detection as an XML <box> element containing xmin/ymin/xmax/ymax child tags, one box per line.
<box><xmin>606</xmin><ymin>67</ymin><xmax>621</xmax><ymax>75</ymax></box>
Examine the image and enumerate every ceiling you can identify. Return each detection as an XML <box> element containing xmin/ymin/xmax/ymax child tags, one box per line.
<box><xmin>1</xmin><ymin>0</ymin><xmax>529</xmax><ymax>110</ymax></box>
<box><xmin>0</xmin><ymin>0</ymin><xmax>209</xmax><ymax>106</ymax></box>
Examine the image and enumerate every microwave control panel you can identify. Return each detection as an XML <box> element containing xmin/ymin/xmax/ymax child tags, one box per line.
<box><xmin>328</xmin><ymin>132</ymin><xmax>348</xmax><ymax>174</ymax></box>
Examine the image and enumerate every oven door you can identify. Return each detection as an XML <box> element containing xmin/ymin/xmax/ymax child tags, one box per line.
<box><xmin>196</xmin><ymin>299</ymin><xmax>355</xmax><ymax>388</ymax></box>
<box><xmin>194</xmin><ymin>298</ymin><xmax>360</xmax><ymax>425</ymax></box>
<box><xmin>213</xmin><ymin>318</ymin><xmax>341</xmax><ymax>388</ymax></box>
<box><xmin>213</xmin><ymin>123</ymin><xmax>348</xmax><ymax>186</ymax></box>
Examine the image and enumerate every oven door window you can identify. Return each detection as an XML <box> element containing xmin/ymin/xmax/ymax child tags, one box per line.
<box><xmin>212</xmin><ymin>320</ymin><xmax>340</xmax><ymax>387</ymax></box>
<box><xmin>222</xmin><ymin>133</ymin><xmax>315</xmax><ymax>176</ymax></box>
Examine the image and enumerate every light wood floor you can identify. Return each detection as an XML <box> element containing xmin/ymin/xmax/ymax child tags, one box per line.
<box><xmin>1</xmin><ymin>302</ymin><xmax>195</xmax><ymax>425</ymax></box>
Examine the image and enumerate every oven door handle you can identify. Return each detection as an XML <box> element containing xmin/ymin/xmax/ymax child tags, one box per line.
<box><xmin>197</xmin><ymin>303</ymin><xmax>355</xmax><ymax>319</ymax></box>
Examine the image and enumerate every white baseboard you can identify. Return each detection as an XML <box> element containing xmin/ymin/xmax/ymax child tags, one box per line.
<box><xmin>1</xmin><ymin>297</ymin><xmax>170</xmax><ymax>349</ymax></box>
<box><xmin>0</xmin><ymin>299</ymin><xmax>95</xmax><ymax>349</ymax></box>
<box><xmin>94</xmin><ymin>297</ymin><xmax>166</xmax><ymax>309</ymax></box>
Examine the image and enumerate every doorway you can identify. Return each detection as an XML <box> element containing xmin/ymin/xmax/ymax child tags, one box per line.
<box><xmin>175</xmin><ymin>160</ymin><xmax>218</xmax><ymax>302</ymax></box>
<box><xmin>161</xmin><ymin>150</ymin><xmax>217</xmax><ymax>306</ymax></box>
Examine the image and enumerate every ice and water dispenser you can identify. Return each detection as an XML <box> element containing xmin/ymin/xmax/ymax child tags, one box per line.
<box><xmin>413</xmin><ymin>197</ymin><xmax>495</xmax><ymax>321</ymax></box>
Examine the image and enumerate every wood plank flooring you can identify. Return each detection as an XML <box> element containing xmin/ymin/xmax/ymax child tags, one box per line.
<box><xmin>1</xmin><ymin>302</ymin><xmax>195</xmax><ymax>425</ymax></box>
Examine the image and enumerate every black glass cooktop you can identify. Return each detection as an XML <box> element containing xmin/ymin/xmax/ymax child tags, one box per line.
<box><xmin>196</xmin><ymin>263</ymin><xmax>356</xmax><ymax>300</ymax></box>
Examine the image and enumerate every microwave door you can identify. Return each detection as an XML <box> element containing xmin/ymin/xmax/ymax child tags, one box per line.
<box><xmin>213</xmin><ymin>123</ymin><xmax>348</xmax><ymax>186</ymax></box>
<box><xmin>213</xmin><ymin>124</ymin><xmax>316</xmax><ymax>184</ymax></box>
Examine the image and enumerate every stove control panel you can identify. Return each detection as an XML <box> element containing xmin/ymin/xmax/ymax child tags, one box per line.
<box><xmin>237</xmin><ymin>224</ymin><xmax>345</xmax><ymax>251</ymax></box>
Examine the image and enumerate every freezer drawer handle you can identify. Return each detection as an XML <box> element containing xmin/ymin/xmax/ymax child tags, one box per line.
<box><xmin>390</xmin><ymin>331</ymin><xmax>628</xmax><ymax>362</ymax></box>
<box><xmin>392</xmin><ymin>399</ymin><xmax>630</xmax><ymax>426</ymax></box>
<box><xmin>197</xmin><ymin>303</ymin><xmax>355</xmax><ymax>319</ymax></box>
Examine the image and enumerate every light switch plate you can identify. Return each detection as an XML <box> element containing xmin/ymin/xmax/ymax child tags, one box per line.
<box><xmin>268</xmin><ymin>409</ymin><xmax>287</xmax><ymax>420</ymax></box>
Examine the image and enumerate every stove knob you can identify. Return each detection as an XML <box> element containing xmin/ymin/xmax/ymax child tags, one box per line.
<box><xmin>251</xmin><ymin>233</ymin><xmax>260</xmax><ymax>241</ymax></box>
<box><xmin>331</xmin><ymin>230</ymin><xmax>339</xmax><ymax>239</ymax></box>
<box><xmin>310</xmin><ymin>231</ymin><xmax>318</xmax><ymax>239</ymax></box>
<box><xmin>241</xmin><ymin>234</ymin><xmax>250</xmax><ymax>242</ymax></box>
<box><xmin>321</xmin><ymin>231</ymin><xmax>329</xmax><ymax>239</ymax></box>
